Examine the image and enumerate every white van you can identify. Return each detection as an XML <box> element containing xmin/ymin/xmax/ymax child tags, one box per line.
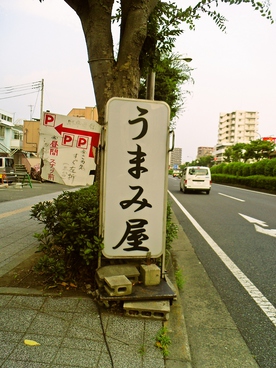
<box><xmin>180</xmin><ymin>166</ymin><xmax>211</xmax><ymax>194</ymax></box>
<box><xmin>0</xmin><ymin>156</ymin><xmax>17</xmax><ymax>183</ymax></box>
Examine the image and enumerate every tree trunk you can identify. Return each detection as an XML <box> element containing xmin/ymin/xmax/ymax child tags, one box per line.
<box><xmin>65</xmin><ymin>0</ymin><xmax>158</xmax><ymax>124</ymax></box>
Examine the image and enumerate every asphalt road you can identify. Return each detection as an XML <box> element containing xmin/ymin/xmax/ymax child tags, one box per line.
<box><xmin>168</xmin><ymin>176</ymin><xmax>276</xmax><ymax>368</ymax></box>
<box><xmin>0</xmin><ymin>181</ymin><xmax>80</xmax><ymax>203</ymax></box>
<box><xmin>0</xmin><ymin>181</ymin><xmax>82</xmax><ymax>277</ymax></box>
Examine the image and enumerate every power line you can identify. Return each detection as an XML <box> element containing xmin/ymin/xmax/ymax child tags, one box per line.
<box><xmin>0</xmin><ymin>81</ymin><xmax>42</xmax><ymax>99</ymax></box>
<box><xmin>0</xmin><ymin>91</ymin><xmax>41</xmax><ymax>100</ymax></box>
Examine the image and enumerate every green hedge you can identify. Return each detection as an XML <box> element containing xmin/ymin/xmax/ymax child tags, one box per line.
<box><xmin>211</xmin><ymin>174</ymin><xmax>276</xmax><ymax>192</ymax></box>
<box><xmin>211</xmin><ymin>159</ymin><xmax>276</xmax><ymax>192</ymax></box>
<box><xmin>211</xmin><ymin>159</ymin><xmax>276</xmax><ymax>177</ymax></box>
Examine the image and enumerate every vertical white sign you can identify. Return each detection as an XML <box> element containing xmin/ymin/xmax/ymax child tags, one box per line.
<box><xmin>102</xmin><ymin>98</ymin><xmax>170</xmax><ymax>258</ymax></box>
<box><xmin>38</xmin><ymin>112</ymin><xmax>101</xmax><ymax>186</ymax></box>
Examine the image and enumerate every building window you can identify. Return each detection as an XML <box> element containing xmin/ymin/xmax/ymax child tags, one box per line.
<box><xmin>1</xmin><ymin>114</ymin><xmax>12</xmax><ymax>122</ymax></box>
<box><xmin>0</xmin><ymin>126</ymin><xmax>5</xmax><ymax>138</ymax></box>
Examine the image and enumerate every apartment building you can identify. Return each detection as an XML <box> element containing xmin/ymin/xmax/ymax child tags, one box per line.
<box><xmin>169</xmin><ymin>147</ymin><xmax>182</xmax><ymax>168</ymax></box>
<box><xmin>197</xmin><ymin>146</ymin><xmax>214</xmax><ymax>159</ymax></box>
<box><xmin>214</xmin><ymin>110</ymin><xmax>259</xmax><ymax>163</ymax></box>
<box><xmin>218</xmin><ymin>110</ymin><xmax>259</xmax><ymax>144</ymax></box>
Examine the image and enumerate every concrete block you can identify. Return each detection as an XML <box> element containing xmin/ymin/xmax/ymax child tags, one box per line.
<box><xmin>104</xmin><ymin>275</ymin><xmax>132</xmax><ymax>296</ymax></box>
<box><xmin>124</xmin><ymin>300</ymin><xmax>170</xmax><ymax>320</ymax></box>
<box><xmin>140</xmin><ymin>264</ymin><xmax>161</xmax><ymax>286</ymax></box>
<box><xmin>96</xmin><ymin>264</ymin><xmax>140</xmax><ymax>288</ymax></box>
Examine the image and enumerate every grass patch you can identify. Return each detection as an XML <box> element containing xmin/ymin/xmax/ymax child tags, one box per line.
<box><xmin>175</xmin><ymin>268</ymin><xmax>185</xmax><ymax>290</ymax></box>
<box><xmin>155</xmin><ymin>327</ymin><xmax>171</xmax><ymax>357</ymax></box>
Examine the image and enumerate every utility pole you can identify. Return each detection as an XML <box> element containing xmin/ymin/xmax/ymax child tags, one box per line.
<box><xmin>40</xmin><ymin>78</ymin><xmax>44</xmax><ymax>123</ymax></box>
<box><xmin>28</xmin><ymin>105</ymin><xmax>33</xmax><ymax>120</ymax></box>
<box><xmin>146</xmin><ymin>57</ymin><xmax>192</xmax><ymax>101</ymax></box>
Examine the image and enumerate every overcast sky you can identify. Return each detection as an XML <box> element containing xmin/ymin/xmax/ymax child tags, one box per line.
<box><xmin>1</xmin><ymin>0</ymin><xmax>275</xmax><ymax>161</ymax></box>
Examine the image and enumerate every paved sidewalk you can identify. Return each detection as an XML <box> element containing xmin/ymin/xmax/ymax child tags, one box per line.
<box><xmin>0</xmin><ymin>182</ymin><xmax>260</xmax><ymax>367</ymax></box>
<box><xmin>0</xmin><ymin>182</ymin><xmax>191</xmax><ymax>367</ymax></box>
<box><xmin>0</xmin><ymin>293</ymin><xmax>166</xmax><ymax>368</ymax></box>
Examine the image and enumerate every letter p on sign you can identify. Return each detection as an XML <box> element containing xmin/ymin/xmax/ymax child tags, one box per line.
<box><xmin>77</xmin><ymin>136</ymin><xmax>88</xmax><ymax>149</ymax></box>
<box><xmin>43</xmin><ymin>113</ymin><xmax>56</xmax><ymax>127</ymax></box>
<box><xmin>62</xmin><ymin>134</ymin><xmax>74</xmax><ymax>147</ymax></box>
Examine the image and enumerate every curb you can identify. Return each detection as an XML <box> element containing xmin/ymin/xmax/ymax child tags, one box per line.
<box><xmin>165</xmin><ymin>252</ymin><xmax>192</xmax><ymax>368</ymax></box>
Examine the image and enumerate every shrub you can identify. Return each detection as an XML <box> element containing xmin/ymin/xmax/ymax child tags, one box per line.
<box><xmin>212</xmin><ymin>174</ymin><xmax>276</xmax><ymax>192</ymax></box>
<box><xmin>211</xmin><ymin>163</ymin><xmax>226</xmax><ymax>174</ymax></box>
<box><xmin>31</xmin><ymin>185</ymin><xmax>178</xmax><ymax>284</ymax></box>
<box><xmin>264</xmin><ymin>158</ymin><xmax>276</xmax><ymax>177</ymax></box>
<box><xmin>222</xmin><ymin>163</ymin><xmax>229</xmax><ymax>174</ymax></box>
<box><xmin>242</xmin><ymin>164</ymin><xmax>251</xmax><ymax>177</ymax></box>
<box><xmin>30</xmin><ymin>185</ymin><xmax>103</xmax><ymax>283</ymax></box>
<box><xmin>255</xmin><ymin>159</ymin><xmax>269</xmax><ymax>175</ymax></box>
<box><xmin>250</xmin><ymin>162</ymin><xmax>257</xmax><ymax>176</ymax></box>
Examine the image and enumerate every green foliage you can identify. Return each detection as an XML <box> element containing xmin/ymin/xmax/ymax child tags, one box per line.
<box><xmin>139</xmin><ymin>0</ymin><xmax>273</xmax><ymax>71</ymax></box>
<box><xmin>225</xmin><ymin>162</ymin><xmax>244</xmax><ymax>175</ymax></box>
<box><xmin>244</xmin><ymin>139</ymin><xmax>275</xmax><ymax>161</ymax></box>
<box><xmin>138</xmin><ymin>345</ymin><xmax>146</xmax><ymax>356</ymax></box>
<box><xmin>30</xmin><ymin>185</ymin><xmax>103</xmax><ymax>283</ymax></box>
<box><xmin>197</xmin><ymin>155</ymin><xmax>214</xmax><ymax>167</ymax></box>
<box><xmin>139</xmin><ymin>53</ymin><xmax>193</xmax><ymax>123</ymax></box>
<box><xmin>242</xmin><ymin>163</ymin><xmax>251</xmax><ymax>177</ymax></box>
<box><xmin>250</xmin><ymin>162</ymin><xmax>257</xmax><ymax>176</ymax></box>
<box><xmin>255</xmin><ymin>158</ymin><xmax>269</xmax><ymax>175</ymax></box>
<box><xmin>166</xmin><ymin>202</ymin><xmax>178</xmax><ymax>251</ymax></box>
<box><xmin>34</xmin><ymin>255</ymin><xmax>66</xmax><ymax>283</ymax></box>
<box><xmin>211</xmin><ymin>159</ymin><xmax>276</xmax><ymax>178</ymax></box>
<box><xmin>265</xmin><ymin>158</ymin><xmax>276</xmax><ymax>176</ymax></box>
<box><xmin>224</xmin><ymin>143</ymin><xmax>246</xmax><ymax>162</ymax></box>
<box><xmin>155</xmin><ymin>327</ymin><xmax>171</xmax><ymax>357</ymax></box>
<box><xmin>225</xmin><ymin>140</ymin><xmax>275</xmax><ymax>163</ymax></box>
<box><xmin>211</xmin><ymin>162</ymin><xmax>227</xmax><ymax>174</ymax></box>
<box><xmin>211</xmin><ymin>158</ymin><xmax>276</xmax><ymax>192</ymax></box>
<box><xmin>175</xmin><ymin>268</ymin><xmax>185</xmax><ymax>290</ymax></box>
<box><xmin>192</xmin><ymin>0</ymin><xmax>274</xmax><ymax>31</ymax></box>
<box><xmin>211</xmin><ymin>173</ymin><xmax>276</xmax><ymax>192</ymax></box>
<box><xmin>31</xmin><ymin>184</ymin><xmax>178</xmax><ymax>283</ymax></box>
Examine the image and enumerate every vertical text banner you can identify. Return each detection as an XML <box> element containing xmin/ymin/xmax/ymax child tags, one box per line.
<box><xmin>102</xmin><ymin>98</ymin><xmax>170</xmax><ymax>258</ymax></box>
<box><xmin>38</xmin><ymin>112</ymin><xmax>101</xmax><ymax>186</ymax></box>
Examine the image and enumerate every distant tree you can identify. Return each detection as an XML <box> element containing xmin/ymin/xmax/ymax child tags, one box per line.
<box><xmin>38</xmin><ymin>0</ymin><xmax>273</xmax><ymax>125</ymax></box>
<box><xmin>224</xmin><ymin>143</ymin><xmax>246</xmax><ymax>162</ymax></box>
<box><xmin>198</xmin><ymin>155</ymin><xmax>214</xmax><ymax>167</ymax></box>
<box><xmin>223</xmin><ymin>147</ymin><xmax>233</xmax><ymax>162</ymax></box>
<box><xmin>243</xmin><ymin>139</ymin><xmax>275</xmax><ymax>162</ymax></box>
<box><xmin>223</xmin><ymin>140</ymin><xmax>275</xmax><ymax>162</ymax></box>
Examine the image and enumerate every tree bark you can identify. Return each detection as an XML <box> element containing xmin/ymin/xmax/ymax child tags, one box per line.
<box><xmin>64</xmin><ymin>0</ymin><xmax>158</xmax><ymax>124</ymax></box>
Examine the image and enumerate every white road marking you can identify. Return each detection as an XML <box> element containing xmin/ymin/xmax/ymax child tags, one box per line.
<box><xmin>169</xmin><ymin>191</ymin><xmax>276</xmax><ymax>327</ymax></box>
<box><xmin>254</xmin><ymin>224</ymin><xmax>276</xmax><ymax>238</ymax></box>
<box><xmin>239</xmin><ymin>213</ymin><xmax>268</xmax><ymax>227</ymax></box>
<box><xmin>216</xmin><ymin>183</ymin><xmax>276</xmax><ymax>197</ymax></box>
<box><xmin>218</xmin><ymin>192</ymin><xmax>245</xmax><ymax>202</ymax></box>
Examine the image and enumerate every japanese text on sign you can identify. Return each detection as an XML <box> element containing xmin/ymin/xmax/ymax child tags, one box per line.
<box><xmin>38</xmin><ymin>112</ymin><xmax>101</xmax><ymax>186</ymax></box>
<box><xmin>102</xmin><ymin>98</ymin><xmax>170</xmax><ymax>258</ymax></box>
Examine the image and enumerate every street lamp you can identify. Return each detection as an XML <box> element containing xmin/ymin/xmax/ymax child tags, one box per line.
<box><xmin>146</xmin><ymin>57</ymin><xmax>192</xmax><ymax>100</ymax></box>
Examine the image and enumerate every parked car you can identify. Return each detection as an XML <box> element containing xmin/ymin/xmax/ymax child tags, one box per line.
<box><xmin>180</xmin><ymin>166</ymin><xmax>211</xmax><ymax>194</ymax></box>
<box><xmin>0</xmin><ymin>156</ymin><xmax>17</xmax><ymax>183</ymax></box>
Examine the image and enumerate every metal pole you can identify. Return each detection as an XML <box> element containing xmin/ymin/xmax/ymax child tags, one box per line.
<box><xmin>146</xmin><ymin>70</ymin><xmax>155</xmax><ymax>100</ymax></box>
<box><xmin>40</xmin><ymin>79</ymin><xmax>44</xmax><ymax>123</ymax></box>
<box><xmin>28</xmin><ymin>105</ymin><xmax>33</xmax><ymax>120</ymax></box>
